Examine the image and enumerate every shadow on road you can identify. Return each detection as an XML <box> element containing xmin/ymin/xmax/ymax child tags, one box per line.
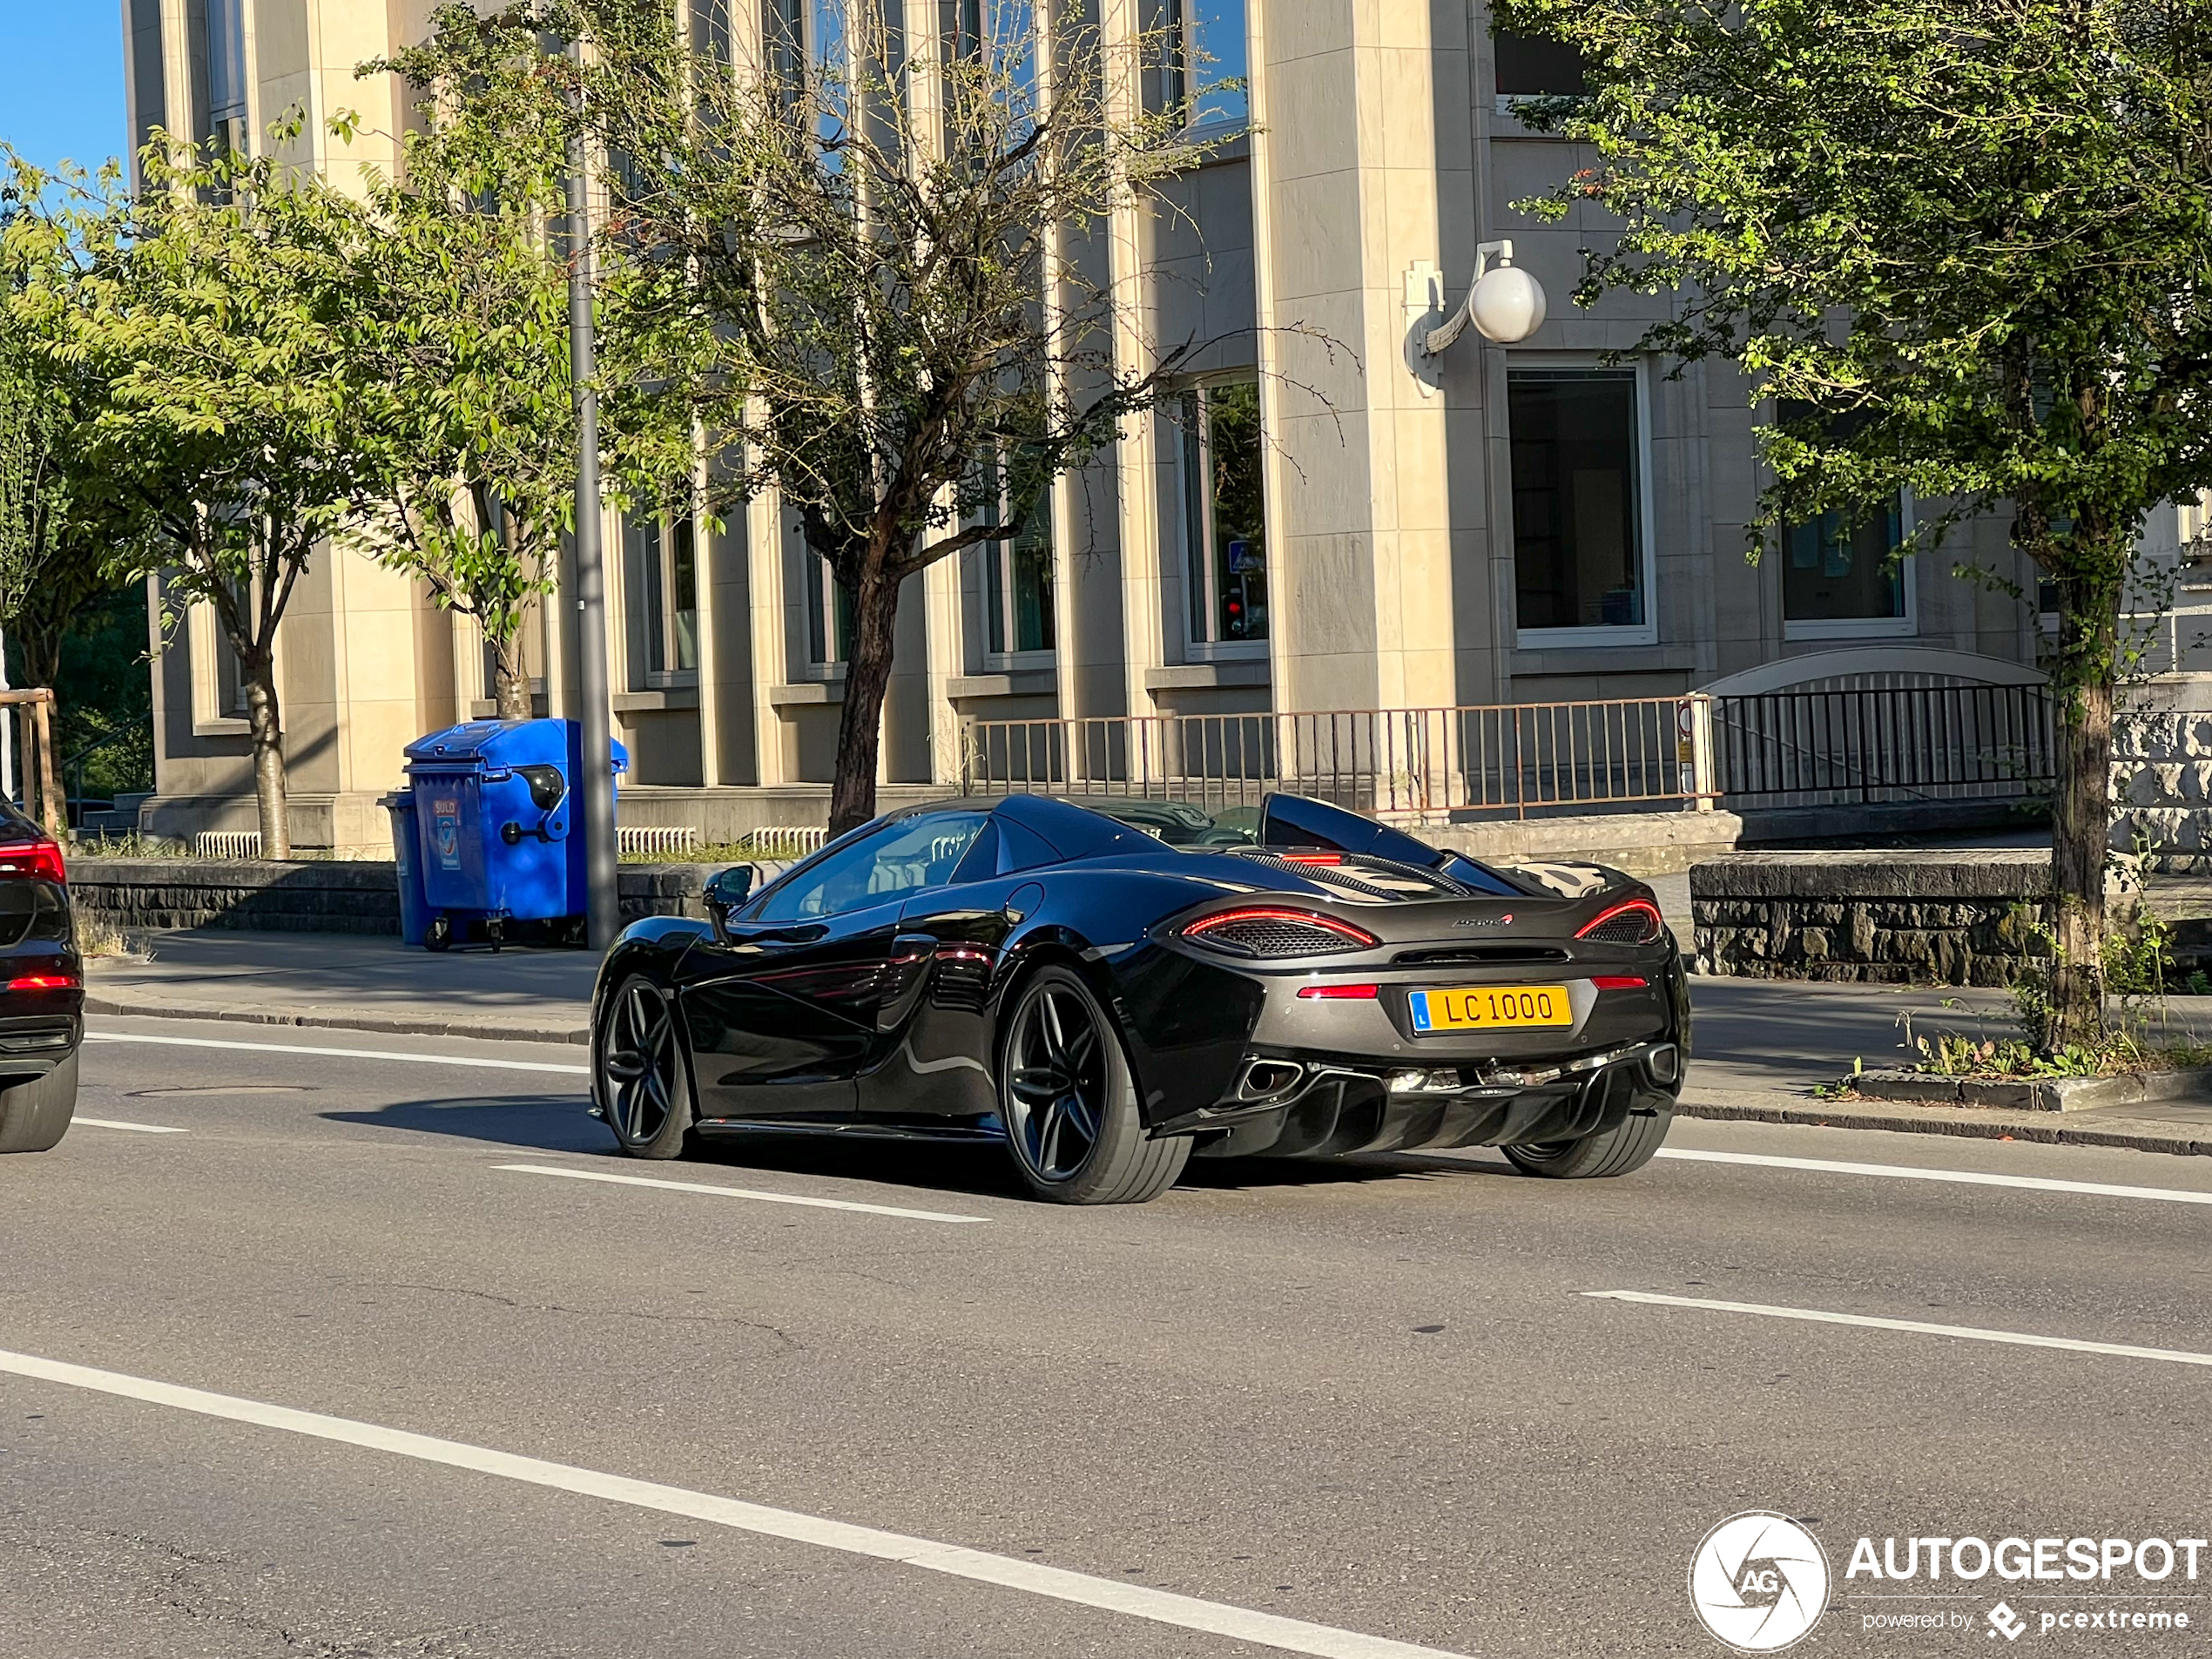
<box><xmin>322</xmin><ymin>1096</ymin><xmax>609</xmax><ymax>1156</ymax></box>
<box><xmin>320</xmin><ymin>1096</ymin><xmax>1501</xmax><ymax>1203</ymax></box>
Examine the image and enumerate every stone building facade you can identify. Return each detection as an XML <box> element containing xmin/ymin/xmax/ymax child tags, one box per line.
<box><xmin>123</xmin><ymin>0</ymin><xmax>2071</xmax><ymax>849</ymax></box>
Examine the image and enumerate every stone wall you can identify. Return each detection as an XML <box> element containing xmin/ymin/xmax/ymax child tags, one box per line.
<box><xmin>1428</xmin><ymin>809</ymin><xmax>1743</xmax><ymax>879</ymax></box>
<box><xmin>69</xmin><ymin>858</ymin><xmax>765</xmax><ymax>937</ymax></box>
<box><xmin>1690</xmin><ymin>851</ymin><xmax>2061</xmax><ymax>985</ymax></box>
<box><xmin>2112</xmin><ymin>711</ymin><xmax>2212</xmax><ymax>869</ymax></box>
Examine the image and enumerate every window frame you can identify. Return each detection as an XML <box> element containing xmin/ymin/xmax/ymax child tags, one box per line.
<box><xmin>1780</xmin><ymin>489</ymin><xmax>1919</xmax><ymax>642</ymax></box>
<box><xmin>624</xmin><ymin>508</ymin><xmax>701</xmax><ymax>692</ymax></box>
<box><xmin>1506</xmin><ymin>357</ymin><xmax>1660</xmax><ymax>651</ymax></box>
<box><xmin>1175</xmin><ymin>374</ymin><xmax>1270</xmax><ymax>660</ymax></box>
<box><xmin>977</xmin><ymin>445</ymin><xmax>1057</xmax><ymax>670</ymax></box>
<box><xmin>1153</xmin><ymin>0</ymin><xmax>1250</xmax><ymax>136</ymax></box>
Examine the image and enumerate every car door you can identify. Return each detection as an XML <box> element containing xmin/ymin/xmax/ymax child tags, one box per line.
<box><xmin>859</xmin><ymin>813</ymin><xmax>1066</xmax><ymax>1123</ymax></box>
<box><xmin>674</xmin><ymin>812</ymin><xmax>990</xmax><ymax>1123</ymax></box>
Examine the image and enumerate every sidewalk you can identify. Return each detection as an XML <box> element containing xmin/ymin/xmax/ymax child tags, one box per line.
<box><xmin>82</xmin><ymin>928</ymin><xmax>2212</xmax><ymax>1155</ymax></box>
<box><xmin>85</xmin><ymin>928</ymin><xmax>597</xmax><ymax>1045</ymax></box>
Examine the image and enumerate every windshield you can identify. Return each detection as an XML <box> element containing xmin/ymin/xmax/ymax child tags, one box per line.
<box><xmin>1083</xmin><ymin>799</ymin><xmax>1260</xmax><ymax>847</ymax></box>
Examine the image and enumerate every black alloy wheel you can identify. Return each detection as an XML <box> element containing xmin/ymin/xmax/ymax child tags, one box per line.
<box><xmin>598</xmin><ymin>975</ymin><xmax>693</xmax><ymax>1159</ymax></box>
<box><xmin>1006</xmin><ymin>980</ymin><xmax>1107</xmax><ymax>1182</ymax></box>
<box><xmin>998</xmin><ymin>966</ymin><xmax>1190</xmax><ymax>1204</ymax></box>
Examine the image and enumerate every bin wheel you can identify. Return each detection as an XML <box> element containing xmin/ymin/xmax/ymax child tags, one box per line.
<box><xmin>425</xmin><ymin>915</ymin><xmax>454</xmax><ymax>952</ymax></box>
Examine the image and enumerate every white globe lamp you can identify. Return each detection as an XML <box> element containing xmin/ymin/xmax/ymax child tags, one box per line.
<box><xmin>1470</xmin><ymin>260</ymin><xmax>1548</xmax><ymax>344</ymax></box>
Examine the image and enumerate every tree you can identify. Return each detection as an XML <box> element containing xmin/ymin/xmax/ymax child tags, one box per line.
<box><xmin>344</xmin><ymin>39</ymin><xmax>625</xmax><ymax>723</ymax></box>
<box><xmin>4</xmin><ymin>139</ymin><xmax>378</xmax><ymax>858</ymax></box>
<box><xmin>471</xmin><ymin>0</ymin><xmax>1222</xmax><ymax>834</ymax></box>
<box><xmin>1492</xmin><ymin>0</ymin><xmax>2212</xmax><ymax>1047</ymax></box>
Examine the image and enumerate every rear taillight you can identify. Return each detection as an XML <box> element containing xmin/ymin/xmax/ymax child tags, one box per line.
<box><xmin>1182</xmin><ymin>907</ymin><xmax>1379</xmax><ymax>958</ymax></box>
<box><xmin>6</xmin><ymin>974</ymin><xmax>78</xmax><ymax>991</ymax></box>
<box><xmin>1575</xmin><ymin>899</ymin><xmax>1663</xmax><ymax>946</ymax></box>
<box><xmin>0</xmin><ymin>839</ymin><xmax>64</xmax><ymax>883</ymax></box>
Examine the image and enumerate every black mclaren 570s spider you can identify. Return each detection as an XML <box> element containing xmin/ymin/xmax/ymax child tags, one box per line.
<box><xmin>589</xmin><ymin>792</ymin><xmax>1687</xmax><ymax>1204</ymax></box>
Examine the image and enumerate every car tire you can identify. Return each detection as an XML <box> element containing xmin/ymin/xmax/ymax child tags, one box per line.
<box><xmin>595</xmin><ymin>974</ymin><xmax>696</xmax><ymax>1160</ymax></box>
<box><xmin>999</xmin><ymin>965</ymin><xmax>1189</xmax><ymax>1205</ymax></box>
<box><xmin>1502</xmin><ymin>1106</ymin><xmax>1672</xmax><ymax>1179</ymax></box>
<box><xmin>0</xmin><ymin>1052</ymin><xmax>78</xmax><ymax>1154</ymax></box>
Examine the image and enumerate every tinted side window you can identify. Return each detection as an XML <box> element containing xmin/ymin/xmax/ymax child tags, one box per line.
<box><xmin>996</xmin><ymin>818</ymin><xmax>1061</xmax><ymax>874</ymax></box>
<box><xmin>753</xmin><ymin>813</ymin><xmax>989</xmax><ymax>921</ymax></box>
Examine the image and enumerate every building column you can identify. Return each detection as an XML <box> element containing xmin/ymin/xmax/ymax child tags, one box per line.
<box><xmin>1248</xmin><ymin>0</ymin><xmax>1467</xmax><ymax>718</ymax></box>
<box><xmin>746</xmin><ymin>479</ymin><xmax>793</xmax><ymax>786</ymax></box>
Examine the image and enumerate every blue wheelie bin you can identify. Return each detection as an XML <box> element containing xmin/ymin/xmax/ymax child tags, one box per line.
<box><xmin>380</xmin><ymin>791</ymin><xmax>430</xmax><ymax>948</ymax></box>
<box><xmin>401</xmin><ymin>718</ymin><xmax>628</xmax><ymax>949</ymax></box>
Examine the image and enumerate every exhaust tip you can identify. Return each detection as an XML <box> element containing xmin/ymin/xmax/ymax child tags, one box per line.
<box><xmin>1646</xmin><ymin>1044</ymin><xmax>1681</xmax><ymax>1085</ymax></box>
<box><xmin>1238</xmin><ymin>1060</ymin><xmax>1305</xmax><ymax>1100</ymax></box>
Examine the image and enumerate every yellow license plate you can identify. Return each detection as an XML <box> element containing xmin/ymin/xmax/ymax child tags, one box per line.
<box><xmin>1408</xmin><ymin>984</ymin><xmax>1573</xmax><ymax>1033</ymax></box>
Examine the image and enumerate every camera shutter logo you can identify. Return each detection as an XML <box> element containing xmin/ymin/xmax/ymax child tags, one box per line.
<box><xmin>1689</xmin><ymin>1512</ymin><xmax>1831</xmax><ymax>1652</ymax></box>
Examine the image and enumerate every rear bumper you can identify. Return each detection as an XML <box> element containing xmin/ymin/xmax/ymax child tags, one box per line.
<box><xmin>1161</xmin><ymin>1039</ymin><xmax>1682</xmax><ymax>1158</ymax></box>
<box><xmin>0</xmin><ymin>1008</ymin><xmax>82</xmax><ymax>1080</ymax></box>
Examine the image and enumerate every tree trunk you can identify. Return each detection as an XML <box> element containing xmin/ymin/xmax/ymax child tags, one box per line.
<box><xmin>827</xmin><ymin>564</ymin><xmax>900</xmax><ymax>837</ymax></box>
<box><xmin>2047</xmin><ymin>583</ymin><xmax>2117</xmax><ymax>1052</ymax></box>
<box><xmin>16</xmin><ymin>624</ymin><xmax>63</xmax><ymax>696</ymax></box>
<box><xmin>243</xmin><ymin>659</ymin><xmax>290</xmax><ymax>860</ymax></box>
<box><xmin>491</xmin><ymin>631</ymin><xmax>534</xmax><ymax>722</ymax></box>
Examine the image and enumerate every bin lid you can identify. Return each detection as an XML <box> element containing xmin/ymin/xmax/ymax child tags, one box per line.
<box><xmin>403</xmin><ymin>718</ymin><xmax>630</xmax><ymax>772</ymax></box>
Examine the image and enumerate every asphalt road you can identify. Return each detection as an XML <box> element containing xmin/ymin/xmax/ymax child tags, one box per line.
<box><xmin>4</xmin><ymin>1016</ymin><xmax>2210</xmax><ymax>1657</ymax></box>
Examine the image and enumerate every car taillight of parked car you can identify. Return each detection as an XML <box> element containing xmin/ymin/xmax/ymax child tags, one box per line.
<box><xmin>1574</xmin><ymin>898</ymin><xmax>1663</xmax><ymax>947</ymax></box>
<box><xmin>0</xmin><ymin>840</ymin><xmax>64</xmax><ymax>884</ymax></box>
<box><xmin>1182</xmin><ymin>907</ymin><xmax>1380</xmax><ymax>958</ymax></box>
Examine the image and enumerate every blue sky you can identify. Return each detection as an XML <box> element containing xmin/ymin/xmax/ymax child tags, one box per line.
<box><xmin>0</xmin><ymin>3</ymin><xmax>127</xmax><ymax>173</ymax></box>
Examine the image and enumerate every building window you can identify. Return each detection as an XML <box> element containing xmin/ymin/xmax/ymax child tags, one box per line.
<box><xmin>764</xmin><ymin>0</ymin><xmax>846</xmax><ymax>109</ymax></box>
<box><xmin>1781</xmin><ymin>497</ymin><xmax>1913</xmax><ymax>639</ymax></box>
<box><xmin>806</xmin><ymin>551</ymin><xmax>853</xmax><ymax>667</ymax></box>
<box><xmin>691</xmin><ymin>0</ymin><xmax>733</xmax><ymax>65</ymax></box>
<box><xmin>1493</xmin><ymin>30</ymin><xmax>1588</xmax><ymax>102</ymax></box>
<box><xmin>1509</xmin><ymin>367</ymin><xmax>1653</xmax><ymax>643</ymax></box>
<box><xmin>1148</xmin><ymin>0</ymin><xmax>1247</xmax><ymax>129</ymax></box>
<box><xmin>1181</xmin><ymin>379</ymin><xmax>1267</xmax><ymax>647</ymax></box>
<box><xmin>979</xmin><ymin>452</ymin><xmax>1055</xmax><ymax>661</ymax></box>
<box><xmin>625</xmin><ymin>511</ymin><xmax>699</xmax><ymax>689</ymax></box>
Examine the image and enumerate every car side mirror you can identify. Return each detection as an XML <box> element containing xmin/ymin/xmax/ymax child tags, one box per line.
<box><xmin>703</xmin><ymin>865</ymin><xmax>755</xmax><ymax>941</ymax></box>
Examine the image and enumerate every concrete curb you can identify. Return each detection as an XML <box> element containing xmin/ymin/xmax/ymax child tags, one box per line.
<box><xmin>1676</xmin><ymin>1087</ymin><xmax>2212</xmax><ymax>1157</ymax></box>
<box><xmin>83</xmin><ymin>994</ymin><xmax>590</xmax><ymax>1048</ymax></box>
<box><xmin>1847</xmin><ymin>1065</ymin><xmax>2212</xmax><ymax>1114</ymax></box>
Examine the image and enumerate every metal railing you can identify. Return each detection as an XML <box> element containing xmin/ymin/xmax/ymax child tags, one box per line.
<box><xmin>1711</xmin><ymin>682</ymin><xmax>2054</xmax><ymax>809</ymax></box>
<box><xmin>961</xmin><ymin>697</ymin><xmax>1719</xmax><ymax>819</ymax></box>
<box><xmin>617</xmin><ymin>826</ymin><xmax>700</xmax><ymax>856</ymax></box>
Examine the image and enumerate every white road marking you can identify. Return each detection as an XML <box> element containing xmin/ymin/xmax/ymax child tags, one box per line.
<box><xmin>0</xmin><ymin>1345</ymin><xmax>1466</xmax><ymax>1659</ymax></box>
<box><xmin>72</xmin><ymin>1117</ymin><xmax>187</xmax><ymax>1135</ymax></box>
<box><xmin>1656</xmin><ymin>1147</ymin><xmax>2212</xmax><ymax>1206</ymax></box>
<box><xmin>1587</xmin><ymin>1290</ymin><xmax>2212</xmax><ymax>1370</ymax></box>
<box><xmin>496</xmin><ymin>1163</ymin><xmax>989</xmax><ymax>1224</ymax></box>
<box><xmin>85</xmin><ymin>1031</ymin><xmax>589</xmax><ymax>1076</ymax></box>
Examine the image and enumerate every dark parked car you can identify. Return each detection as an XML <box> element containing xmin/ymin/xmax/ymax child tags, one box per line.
<box><xmin>590</xmin><ymin>792</ymin><xmax>1686</xmax><ymax>1204</ymax></box>
<box><xmin>0</xmin><ymin>799</ymin><xmax>80</xmax><ymax>1153</ymax></box>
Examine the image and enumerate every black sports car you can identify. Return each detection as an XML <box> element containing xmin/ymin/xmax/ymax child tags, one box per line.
<box><xmin>0</xmin><ymin>797</ymin><xmax>80</xmax><ymax>1154</ymax></box>
<box><xmin>590</xmin><ymin>792</ymin><xmax>1687</xmax><ymax>1204</ymax></box>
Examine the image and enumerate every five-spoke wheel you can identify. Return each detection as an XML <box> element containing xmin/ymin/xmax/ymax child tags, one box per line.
<box><xmin>597</xmin><ymin>975</ymin><xmax>693</xmax><ymax>1159</ymax></box>
<box><xmin>999</xmin><ymin>966</ymin><xmax>1189</xmax><ymax>1204</ymax></box>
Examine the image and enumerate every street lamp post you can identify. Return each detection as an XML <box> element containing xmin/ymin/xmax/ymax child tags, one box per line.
<box><xmin>565</xmin><ymin>83</ymin><xmax>620</xmax><ymax>951</ymax></box>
